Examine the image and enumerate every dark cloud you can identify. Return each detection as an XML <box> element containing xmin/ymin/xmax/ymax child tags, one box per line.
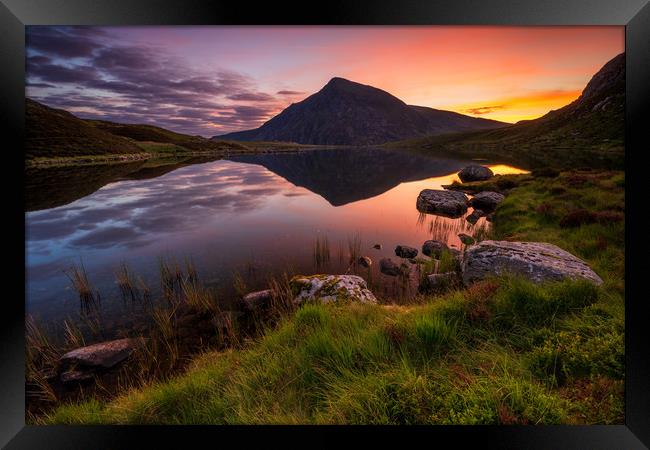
<box><xmin>25</xmin><ymin>26</ymin><xmax>292</xmax><ymax>136</ymax></box>
<box><xmin>277</xmin><ymin>90</ymin><xmax>305</xmax><ymax>96</ymax></box>
<box><xmin>464</xmin><ymin>105</ymin><xmax>506</xmax><ymax>115</ymax></box>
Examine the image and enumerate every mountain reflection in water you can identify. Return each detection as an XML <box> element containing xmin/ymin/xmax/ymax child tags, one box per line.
<box><xmin>25</xmin><ymin>148</ymin><xmax>527</xmax><ymax>328</ymax></box>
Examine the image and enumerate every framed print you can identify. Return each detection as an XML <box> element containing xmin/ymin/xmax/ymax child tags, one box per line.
<box><xmin>2</xmin><ymin>0</ymin><xmax>649</xmax><ymax>448</ymax></box>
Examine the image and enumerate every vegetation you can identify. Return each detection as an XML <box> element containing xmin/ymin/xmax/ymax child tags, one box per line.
<box><xmin>40</xmin><ymin>168</ymin><xmax>624</xmax><ymax>425</ymax></box>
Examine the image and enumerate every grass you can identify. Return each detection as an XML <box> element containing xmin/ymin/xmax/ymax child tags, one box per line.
<box><xmin>39</xmin><ymin>168</ymin><xmax>624</xmax><ymax>425</ymax></box>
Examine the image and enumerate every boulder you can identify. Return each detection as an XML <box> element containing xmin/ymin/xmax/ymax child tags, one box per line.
<box><xmin>458</xmin><ymin>233</ymin><xmax>475</xmax><ymax>245</ymax></box>
<box><xmin>395</xmin><ymin>245</ymin><xmax>418</xmax><ymax>259</ymax></box>
<box><xmin>380</xmin><ymin>258</ymin><xmax>401</xmax><ymax>276</ymax></box>
<box><xmin>290</xmin><ymin>275</ymin><xmax>377</xmax><ymax>304</ymax></box>
<box><xmin>242</xmin><ymin>289</ymin><xmax>273</xmax><ymax>311</ymax></box>
<box><xmin>60</xmin><ymin>369</ymin><xmax>95</xmax><ymax>384</ymax></box>
<box><xmin>469</xmin><ymin>191</ymin><xmax>505</xmax><ymax>212</ymax></box>
<box><xmin>458</xmin><ymin>165</ymin><xmax>494</xmax><ymax>182</ymax></box>
<box><xmin>60</xmin><ymin>338</ymin><xmax>144</xmax><ymax>369</ymax></box>
<box><xmin>466</xmin><ymin>209</ymin><xmax>485</xmax><ymax>225</ymax></box>
<box><xmin>422</xmin><ymin>240</ymin><xmax>448</xmax><ymax>258</ymax></box>
<box><xmin>420</xmin><ymin>272</ymin><xmax>461</xmax><ymax>293</ymax></box>
<box><xmin>358</xmin><ymin>256</ymin><xmax>372</xmax><ymax>268</ymax></box>
<box><xmin>485</xmin><ymin>213</ymin><xmax>494</xmax><ymax>223</ymax></box>
<box><xmin>416</xmin><ymin>189</ymin><xmax>468</xmax><ymax>218</ymax></box>
<box><xmin>462</xmin><ymin>240</ymin><xmax>603</xmax><ymax>285</ymax></box>
<box><xmin>373</xmin><ymin>244</ymin><xmax>382</xmax><ymax>250</ymax></box>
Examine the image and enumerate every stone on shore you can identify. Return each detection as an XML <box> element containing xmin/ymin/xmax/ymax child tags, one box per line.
<box><xmin>242</xmin><ymin>289</ymin><xmax>274</xmax><ymax>311</ymax></box>
<box><xmin>461</xmin><ymin>240</ymin><xmax>603</xmax><ymax>285</ymax></box>
<box><xmin>290</xmin><ymin>275</ymin><xmax>377</xmax><ymax>304</ymax></box>
<box><xmin>469</xmin><ymin>191</ymin><xmax>505</xmax><ymax>212</ymax></box>
<box><xmin>358</xmin><ymin>256</ymin><xmax>372</xmax><ymax>268</ymax></box>
<box><xmin>380</xmin><ymin>258</ymin><xmax>401</xmax><ymax>276</ymax></box>
<box><xmin>60</xmin><ymin>337</ymin><xmax>144</xmax><ymax>369</ymax></box>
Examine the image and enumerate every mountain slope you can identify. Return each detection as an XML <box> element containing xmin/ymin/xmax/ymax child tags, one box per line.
<box><xmin>214</xmin><ymin>77</ymin><xmax>506</xmax><ymax>145</ymax></box>
<box><xmin>26</xmin><ymin>99</ymin><xmax>252</xmax><ymax>159</ymax></box>
<box><xmin>388</xmin><ymin>53</ymin><xmax>625</xmax><ymax>169</ymax></box>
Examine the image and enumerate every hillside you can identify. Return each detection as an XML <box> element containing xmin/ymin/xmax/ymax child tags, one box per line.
<box><xmin>25</xmin><ymin>99</ymin><xmax>252</xmax><ymax>160</ymax></box>
<box><xmin>214</xmin><ymin>77</ymin><xmax>506</xmax><ymax>145</ymax></box>
<box><xmin>387</xmin><ymin>53</ymin><xmax>625</xmax><ymax>169</ymax></box>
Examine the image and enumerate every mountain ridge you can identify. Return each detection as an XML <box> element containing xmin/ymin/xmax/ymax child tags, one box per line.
<box><xmin>214</xmin><ymin>77</ymin><xmax>507</xmax><ymax>145</ymax></box>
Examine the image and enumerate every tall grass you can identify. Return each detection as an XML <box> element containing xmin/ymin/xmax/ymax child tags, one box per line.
<box><xmin>312</xmin><ymin>235</ymin><xmax>331</xmax><ymax>270</ymax></box>
<box><xmin>64</xmin><ymin>262</ymin><xmax>100</xmax><ymax>314</ymax></box>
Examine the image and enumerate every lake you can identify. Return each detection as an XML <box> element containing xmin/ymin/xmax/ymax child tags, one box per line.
<box><xmin>25</xmin><ymin>148</ymin><xmax>527</xmax><ymax>336</ymax></box>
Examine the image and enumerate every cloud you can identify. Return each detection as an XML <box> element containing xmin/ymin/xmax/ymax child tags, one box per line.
<box><xmin>463</xmin><ymin>105</ymin><xmax>506</xmax><ymax>115</ymax></box>
<box><xmin>277</xmin><ymin>90</ymin><xmax>305</xmax><ymax>96</ymax></box>
<box><xmin>25</xmin><ymin>26</ymin><xmax>290</xmax><ymax>136</ymax></box>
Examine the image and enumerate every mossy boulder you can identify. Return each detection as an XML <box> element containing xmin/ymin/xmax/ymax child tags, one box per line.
<box><xmin>290</xmin><ymin>275</ymin><xmax>377</xmax><ymax>305</ymax></box>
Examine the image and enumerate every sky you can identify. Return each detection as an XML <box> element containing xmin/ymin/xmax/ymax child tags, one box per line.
<box><xmin>25</xmin><ymin>26</ymin><xmax>624</xmax><ymax>137</ymax></box>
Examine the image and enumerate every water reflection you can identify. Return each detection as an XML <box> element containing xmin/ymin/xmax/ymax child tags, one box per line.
<box><xmin>25</xmin><ymin>148</ymin><xmax>527</xmax><ymax>326</ymax></box>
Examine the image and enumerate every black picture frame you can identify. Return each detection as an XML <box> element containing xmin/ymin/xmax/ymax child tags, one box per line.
<box><xmin>3</xmin><ymin>0</ymin><xmax>649</xmax><ymax>448</ymax></box>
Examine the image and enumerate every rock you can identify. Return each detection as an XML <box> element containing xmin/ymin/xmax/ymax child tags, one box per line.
<box><xmin>373</xmin><ymin>244</ymin><xmax>382</xmax><ymax>250</ymax></box>
<box><xmin>290</xmin><ymin>275</ymin><xmax>377</xmax><ymax>304</ymax></box>
<box><xmin>60</xmin><ymin>338</ymin><xmax>144</xmax><ymax>369</ymax></box>
<box><xmin>458</xmin><ymin>165</ymin><xmax>494</xmax><ymax>182</ymax></box>
<box><xmin>449</xmin><ymin>248</ymin><xmax>462</xmax><ymax>259</ymax></box>
<box><xmin>420</xmin><ymin>272</ymin><xmax>461</xmax><ymax>293</ymax></box>
<box><xmin>458</xmin><ymin>233</ymin><xmax>475</xmax><ymax>245</ymax></box>
<box><xmin>416</xmin><ymin>189</ymin><xmax>468</xmax><ymax>218</ymax></box>
<box><xmin>408</xmin><ymin>258</ymin><xmax>418</xmax><ymax>265</ymax></box>
<box><xmin>60</xmin><ymin>369</ymin><xmax>95</xmax><ymax>384</ymax></box>
<box><xmin>461</xmin><ymin>240</ymin><xmax>603</xmax><ymax>285</ymax></box>
<box><xmin>466</xmin><ymin>209</ymin><xmax>485</xmax><ymax>225</ymax></box>
<box><xmin>395</xmin><ymin>245</ymin><xmax>418</xmax><ymax>259</ymax></box>
<box><xmin>380</xmin><ymin>258</ymin><xmax>401</xmax><ymax>276</ymax></box>
<box><xmin>242</xmin><ymin>289</ymin><xmax>273</xmax><ymax>311</ymax></box>
<box><xmin>422</xmin><ymin>240</ymin><xmax>448</xmax><ymax>258</ymax></box>
<box><xmin>469</xmin><ymin>191</ymin><xmax>505</xmax><ymax>212</ymax></box>
<box><xmin>358</xmin><ymin>256</ymin><xmax>372</xmax><ymax>268</ymax></box>
<box><xmin>485</xmin><ymin>213</ymin><xmax>494</xmax><ymax>223</ymax></box>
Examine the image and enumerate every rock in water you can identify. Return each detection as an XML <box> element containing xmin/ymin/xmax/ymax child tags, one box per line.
<box><xmin>373</xmin><ymin>244</ymin><xmax>382</xmax><ymax>250</ymax></box>
<box><xmin>290</xmin><ymin>275</ymin><xmax>377</xmax><ymax>304</ymax></box>
<box><xmin>458</xmin><ymin>165</ymin><xmax>494</xmax><ymax>182</ymax></box>
<box><xmin>420</xmin><ymin>272</ymin><xmax>461</xmax><ymax>293</ymax></box>
<box><xmin>358</xmin><ymin>256</ymin><xmax>372</xmax><ymax>268</ymax></box>
<box><xmin>458</xmin><ymin>233</ymin><xmax>476</xmax><ymax>245</ymax></box>
<box><xmin>395</xmin><ymin>245</ymin><xmax>418</xmax><ymax>259</ymax></box>
<box><xmin>469</xmin><ymin>191</ymin><xmax>505</xmax><ymax>212</ymax></box>
<box><xmin>422</xmin><ymin>240</ymin><xmax>448</xmax><ymax>258</ymax></box>
<box><xmin>416</xmin><ymin>189</ymin><xmax>468</xmax><ymax>217</ymax></box>
<box><xmin>466</xmin><ymin>209</ymin><xmax>485</xmax><ymax>225</ymax></box>
<box><xmin>380</xmin><ymin>258</ymin><xmax>401</xmax><ymax>276</ymax></box>
<box><xmin>462</xmin><ymin>240</ymin><xmax>603</xmax><ymax>285</ymax></box>
<box><xmin>60</xmin><ymin>338</ymin><xmax>143</xmax><ymax>369</ymax></box>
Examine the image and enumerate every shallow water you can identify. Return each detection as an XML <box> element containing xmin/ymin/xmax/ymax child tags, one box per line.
<box><xmin>25</xmin><ymin>148</ymin><xmax>527</xmax><ymax>331</ymax></box>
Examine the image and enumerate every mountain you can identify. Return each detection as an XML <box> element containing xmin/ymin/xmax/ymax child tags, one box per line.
<box><xmin>25</xmin><ymin>99</ymin><xmax>251</xmax><ymax>159</ymax></box>
<box><xmin>388</xmin><ymin>53</ymin><xmax>625</xmax><ymax>169</ymax></box>
<box><xmin>214</xmin><ymin>77</ymin><xmax>506</xmax><ymax>145</ymax></box>
<box><xmin>229</xmin><ymin>148</ymin><xmax>474</xmax><ymax>206</ymax></box>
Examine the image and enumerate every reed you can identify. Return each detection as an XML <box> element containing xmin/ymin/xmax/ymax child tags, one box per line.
<box><xmin>347</xmin><ymin>232</ymin><xmax>362</xmax><ymax>270</ymax></box>
<box><xmin>115</xmin><ymin>262</ymin><xmax>139</xmax><ymax>304</ymax></box>
<box><xmin>312</xmin><ymin>235</ymin><xmax>331</xmax><ymax>270</ymax></box>
<box><xmin>64</xmin><ymin>262</ymin><xmax>100</xmax><ymax>314</ymax></box>
<box><xmin>25</xmin><ymin>316</ymin><xmax>58</xmax><ymax>404</ymax></box>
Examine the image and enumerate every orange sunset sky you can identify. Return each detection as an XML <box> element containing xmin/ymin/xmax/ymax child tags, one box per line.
<box><xmin>26</xmin><ymin>26</ymin><xmax>625</xmax><ymax>136</ymax></box>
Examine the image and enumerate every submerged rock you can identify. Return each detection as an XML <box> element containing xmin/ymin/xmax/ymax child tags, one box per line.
<box><xmin>290</xmin><ymin>274</ymin><xmax>377</xmax><ymax>304</ymax></box>
<box><xmin>458</xmin><ymin>233</ymin><xmax>476</xmax><ymax>246</ymax></box>
<box><xmin>358</xmin><ymin>256</ymin><xmax>372</xmax><ymax>268</ymax></box>
<box><xmin>60</xmin><ymin>338</ymin><xmax>144</xmax><ymax>369</ymax></box>
<box><xmin>469</xmin><ymin>191</ymin><xmax>505</xmax><ymax>212</ymax></box>
<box><xmin>458</xmin><ymin>165</ymin><xmax>494</xmax><ymax>182</ymax></box>
<box><xmin>380</xmin><ymin>258</ymin><xmax>401</xmax><ymax>276</ymax></box>
<box><xmin>422</xmin><ymin>240</ymin><xmax>448</xmax><ymax>258</ymax></box>
<box><xmin>462</xmin><ymin>240</ymin><xmax>603</xmax><ymax>285</ymax></box>
<box><xmin>395</xmin><ymin>245</ymin><xmax>418</xmax><ymax>259</ymax></box>
<box><xmin>373</xmin><ymin>244</ymin><xmax>382</xmax><ymax>250</ymax></box>
<box><xmin>416</xmin><ymin>189</ymin><xmax>468</xmax><ymax>217</ymax></box>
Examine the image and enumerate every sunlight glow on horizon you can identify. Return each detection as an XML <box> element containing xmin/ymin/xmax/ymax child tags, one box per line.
<box><xmin>26</xmin><ymin>26</ymin><xmax>624</xmax><ymax>135</ymax></box>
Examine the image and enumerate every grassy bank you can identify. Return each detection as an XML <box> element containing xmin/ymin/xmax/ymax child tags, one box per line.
<box><xmin>42</xmin><ymin>169</ymin><xmax>625</xmax><ymax>425</ymax></box>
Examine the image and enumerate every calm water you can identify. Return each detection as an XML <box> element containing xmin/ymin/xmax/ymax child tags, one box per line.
<box><xmin>25</xmin><ymin>148</ymin><xmax>527</xmax><ymax>330</ymax></box>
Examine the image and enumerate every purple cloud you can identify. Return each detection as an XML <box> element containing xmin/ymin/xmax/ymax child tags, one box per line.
<box><xmin>25</xmin><ymin>26</ymin><xmax>288</xmax><ymax>136</ymax></box>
